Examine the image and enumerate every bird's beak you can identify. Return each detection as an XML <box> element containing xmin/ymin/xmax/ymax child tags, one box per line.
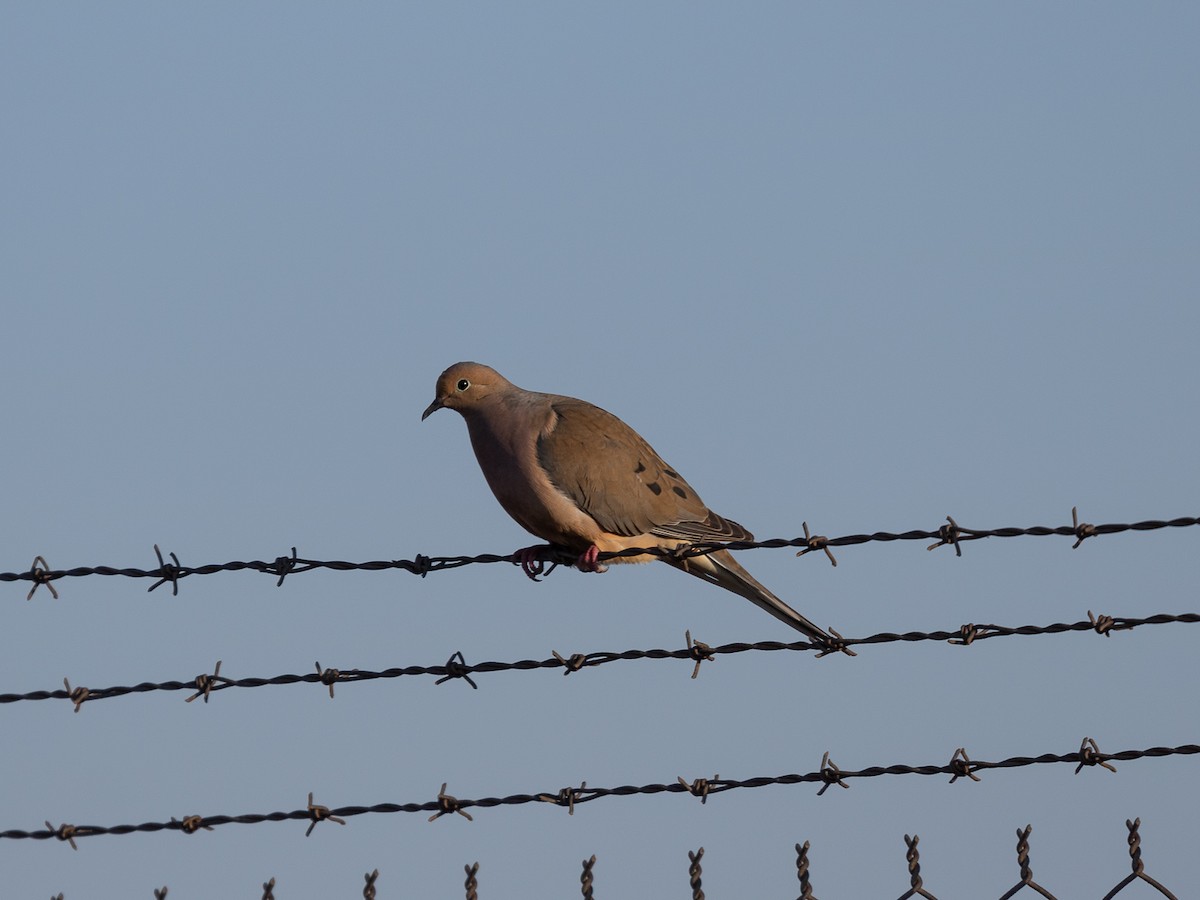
<box><xmin>421</xmin><ymin>398</ymin><xmax>443</xmax><ymax>421</ymax></box>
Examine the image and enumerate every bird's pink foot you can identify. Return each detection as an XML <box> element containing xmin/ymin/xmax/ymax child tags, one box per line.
<box><xmin>575</xmin><ymin>544</ymin><xmax>608</xmax><ymax>574</ymax></box>
<box><xmin>515</xmin><ymin>545</ymin><xmax>554</xmax><ymax>581</ymax></box>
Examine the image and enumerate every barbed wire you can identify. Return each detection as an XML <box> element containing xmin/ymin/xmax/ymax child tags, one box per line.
<box><xmin>2</xmin><ymin>609</ymin><xmax>1195</xmax><ymax>709</ymax></box>
<box><xmin>6</xmin><ymin>510</ymin><xmax>1198</xmax><ymax>599</ymax></box>
<box><xmin>7</xmin><ymin>739</ymin><xmax>1197</xmax><ymax>846</ymax></box>
<box><xmin>40</xmin><ymin>819</ymin><xmax>1181</xmax><ymax>899</ymax></box>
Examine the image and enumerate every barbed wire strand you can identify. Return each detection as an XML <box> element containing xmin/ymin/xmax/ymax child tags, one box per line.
<box><xmin>42</xmin><ymin>818</ymin><xmax>1181</xmax><ymax>899</ymax></box>
<box><xmin>6</xmin><ymin>511</ymin><xmax>1198</xmax><ymax>599</ymax></box>
<box><xmin>8</xmin><ymin>739</ymin><xmax>1196</xmax><ymax>846</ymax></box>
<box><xmin>2</xmin><ymin>610</ymin><xmax>1194</xmax><ymax>709</ymax></box>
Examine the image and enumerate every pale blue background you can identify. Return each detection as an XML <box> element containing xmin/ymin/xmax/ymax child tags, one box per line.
<box><xmin>3</xmin><ymin>4</ymin><xmax>1198</xmax><ymax>897</ymax></box>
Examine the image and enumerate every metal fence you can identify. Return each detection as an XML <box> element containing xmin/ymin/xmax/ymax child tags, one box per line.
<box><xmin>9</xmin><ymin>509</ymin><xmax>1197</xmax><ymax>896</ymax></box>
<box><xmin>44</xmin><ymin>818</ymin><xmax>1180</xmax><ymax>899</ymax></box>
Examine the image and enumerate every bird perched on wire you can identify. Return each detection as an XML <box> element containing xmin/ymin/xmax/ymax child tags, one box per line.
<box><xmin>422</xmin><ymin>361</ymin><xmax>831</xmax><ymax>643</ymax></box>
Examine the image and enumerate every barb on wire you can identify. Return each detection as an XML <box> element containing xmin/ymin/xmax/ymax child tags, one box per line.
<box><xmin>4</xmin><ymin>610</ymin><xmax>1194</xmax><ymax>710</ymax></box>
<box><xmin>305</xmin><ymin>792</ymin><xmax>346</xmax><ymax>837</ymax></box>
<box><xmin>5</xmin><ymin>512</ymin><xmax>1197</xmax><ymax>596</ymax></box>
<box><xmin>948</xmin><ymin>747</ymin><xmax>980</xmax><ymax>784</ymax></box>
<box><xmin>184</xmin><ymin>660</ymin><xmax>226</xmax><ymax>704</ymax></box>
<box><xmin>25</xmin><ymin>556</ymin><xmax>58</xmax><ymax>600</ymax></box>
<box><xmin>148</xmin><ymin>544</ymin><xmax>184</xmax><ymax>596</ymax></box>
<box><xmin>5</xmin><ymin>740</ymin><xmax>1195</xmax><ymax>844</ymax></box>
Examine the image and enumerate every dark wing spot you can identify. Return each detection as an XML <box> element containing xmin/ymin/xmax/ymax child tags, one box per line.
<box><xmin>664</xmin><ymin>469</ymin><xmax>680</xmax><ymax>478</ymax></box>
<box><xmin>634</xmin><ymin>461</ymin><xmax>646</xmax><ymax>474</ymax></box>
<box><xmin>646</xmin><ymin>482</ymin><xmax>662</xmax><ymax>495</ymax></box>
<box><xmin>672</xmin><ymin>486</ymin><xmax>688</xmax><ymax>499</ymax></box>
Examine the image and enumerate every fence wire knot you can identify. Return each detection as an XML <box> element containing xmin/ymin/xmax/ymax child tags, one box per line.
<box><xmin>1075</xmin><ymin>736</ymin><xmax>1117</xmax><ymax>774</ymax></box>
<box><xmin>45</xmin><ymin>821</ymin><xmax>78</xmax><ymax>850</ymax></box>
<box><xmin>552</xmin><ymin>650</ymin><xmax>588</xmax><ymax>675</ymax></box>
<box><xmin>362</xmin><ymin>868</ymin><xmax>379</xmax><ymax>900</ymax></box>
<box><xmin>315</xmin><ymin>661</ymin><xmax>340</xmax><ymax>699</ymax></box>
<box><xmin>271</xmin><ymin>547</ymin><xmax>298</xmax><ymax>586</ymax></box>
<box><xmin>817</xmin><ymin>751</ymin><xmax>849</xmax><ymax>795</ymax></box>
<box><xmin>580</xmin><ymin>854</ymin><xmax>596</xmax><ymax>900</ymax></box>
<box><xmin>148</xmin><ymin>544</ymin><xmax>184</xmax><ymax>595</ymax></box>
<box><xmin>794</xmin><ymin>521</ymin><xmax>838</xmax><ymax>567</ymax></box>
<box><xmin>173</xmin><ymin>815</ymin><xmax>212</xmax><ymax>834</ymax></box>
<box><xmin>26</xmin><ymin>555</ymin><xmax>59</xmax><ymax>601</ymax></box>
<box><xmin>815</xmin><ymin>627</ymin><xmax>857</xmax><ymax>658</ymax></box>
<box><xmin>539</xmin><ymin>781</ymin><xmax>586</xmax><ymax>815</ymax></box>
<box><xmin>1071</xmin><ymin>506</ymin><xmax>1096</xmax><ymax>549</ymax></box>
<box><xmin>949</xmin><ymin>623</ymin><xmax>983</xmax><ymax>645</ymax></box>
<box><xmin>261</xmin><ymin>877</ymin><xmax>275</xmax><ymax>900</ymax></box>
<box><xmin>154</xmin><ymin>887</ymin><xmax>168</xmax><ymax>899</ymax></box>
<box><xmin>1125</xmin><ymin>817</ymin><xmax>1144</xmax><ymax>874</ymax></box>
<box><xmin>795</xmin><ymin>841</ymin><xmax>814</xmax><ymax>899</ymax></box>
<box><xmin>463</xmin><ymin>862</ymin><xmax>479</xmax><ymax>900</ymax></box>
<box><xmin>1088</xmin><ymin>610</ymin><xmax>1116</xmax><ymax>636</ymax></box>
<box><xmin>927</xmin><ymin>515</ymin><xmax>964</xmax><ymax>556</ymax></box>
<box><xmin>904</xmin><ymin>834</ymin><xmax>926</xmax><ymax>890</ymax></box>
<box><xmin>63</xmin><ymin>678</ymin><xmax>89</xmax><ymax>713</ymax></box>
<box><xmin>688</xmin><ymin>847</ymin><xmax>705</xmax><ymax>900</ymax></box>
<box><xmin>678</xmin><ymin>774</ymin><xmax>718</xmax><ymax>804</ymax></box>
<box><xmin>948</xmin><ymin>747</ymin><xmax>981</xmax><ymax>784</ymax></box>
<box><xmin>435</xmin><ymin>651</ymin><xmax>478</xmax><ymax>689</ymax></box>
<box><xmin>429</xmin><ymin>783</ymin><xmax>474</xmax><ymax>822</ymax></box>
<box><xmin>1095</xmin><ymin>816</ymin><xmax>1182</xmax><ymax>899</ymax></box>
<box><xmin>1014</xmin><ymin>825</ymin><xmax>1034</xmax><ymax>883</ymax></box>
<box><xmin>185</xmin><ymin>660</ymin><xmax>226</xmax><ymax>703</ymax></box>
<box><xmin>304</xmin><ymin>791</ymin><xmax>346</xmax><ymax>837</ymax></box>
<box><xmin>411</xmin><ymin>553</ymin><xmax>432</xmax><ymax>577</ymax></box>
<box><xmin>685</xmin><ymin>630</ymin><xmax>715</xmax><ymax>679</ymax></box>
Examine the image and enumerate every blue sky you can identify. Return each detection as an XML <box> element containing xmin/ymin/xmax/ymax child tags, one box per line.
<box><xmin>3</xmin><ymin>4</ymin><xmax>1198</xmax><ymax>896</ymax></box>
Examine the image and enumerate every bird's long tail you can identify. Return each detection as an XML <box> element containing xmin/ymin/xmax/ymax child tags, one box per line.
<box><xmin>662</xmin><ymin>548</ymin><xmax>831</xmax><ymax>645</ymax></box>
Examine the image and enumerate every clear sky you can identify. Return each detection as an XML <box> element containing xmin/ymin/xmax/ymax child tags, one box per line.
<box><xmin>3</xmin><ymin>4</ymin><xmax>1198</xmax><ymax>897</ymax></box>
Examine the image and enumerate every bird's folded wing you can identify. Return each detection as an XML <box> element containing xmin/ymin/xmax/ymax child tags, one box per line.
<box><xmin>536</xmin><ymin>396</ymin><xmax>753</xmax><ymax>544</ymax></box>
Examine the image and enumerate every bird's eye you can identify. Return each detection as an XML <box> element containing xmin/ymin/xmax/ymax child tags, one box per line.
<box><xmin>456</xmin><ymin>379</ymin><xmax>470</xmax><ymax>391</ymax></box>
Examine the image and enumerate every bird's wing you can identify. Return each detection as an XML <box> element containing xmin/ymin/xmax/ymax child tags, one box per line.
<box><xmin>536</xmin><ymin>396</ymin><xmax>752</xmax><ymax>543</ymax></box>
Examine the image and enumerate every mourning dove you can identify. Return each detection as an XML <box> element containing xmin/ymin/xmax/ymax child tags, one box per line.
<box><xmin>422</xmin><ymin>361</ymin><xmax>831</xmax><ymax>642</ymax></box>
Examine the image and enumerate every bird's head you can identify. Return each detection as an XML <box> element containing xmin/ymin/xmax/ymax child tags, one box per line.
<box><xmin>422</xmin><ymin>361</ymin><xmax>510</xmax><ymax>420</ymax></box>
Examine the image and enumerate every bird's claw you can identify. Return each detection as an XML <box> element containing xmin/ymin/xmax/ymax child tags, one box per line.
<box><xmin>515</xmin><ymin>545</ymin><xmax>558</xmax><ymax>581</ymax></box>
<box><xmin>514</xmin><ymin>544</ymin><xmax>607</xmax><ymax>579</ymax></box>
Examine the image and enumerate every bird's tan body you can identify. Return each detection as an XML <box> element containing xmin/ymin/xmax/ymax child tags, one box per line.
<box><xmin>423</xmin><ymin>362</ymin><xmax>830</xmax><ymax>642</ymax></box>
<box><xmin>457</xmin><ymin>390</ymin><xmax>619</xmax><ymax>552</ymax></box>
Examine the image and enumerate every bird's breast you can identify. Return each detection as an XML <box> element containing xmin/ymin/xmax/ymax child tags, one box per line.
<box><xmin>465</xmin><ymin>415</ymin><xmax>603</xmax><ymax>549</ymax></box>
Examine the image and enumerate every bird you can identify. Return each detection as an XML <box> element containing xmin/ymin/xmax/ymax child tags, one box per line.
<box><xmin>422</xmin><ymin>361</ymin><xmax>831</xmax><ymax>643</ymax></box>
